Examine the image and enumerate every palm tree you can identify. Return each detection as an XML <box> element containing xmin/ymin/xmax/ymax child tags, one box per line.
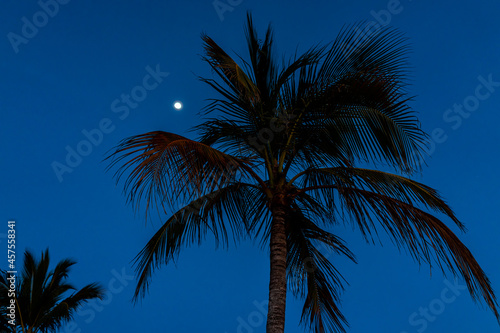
<box><xmin>107</xmin><ymin>14</ymin><xmax>499</xmax><ymax>333</ymax></box>
<box><xmin>0</xmin><ymin>249</ymin><xmax>104</xmax><ymax>333</ymax></box>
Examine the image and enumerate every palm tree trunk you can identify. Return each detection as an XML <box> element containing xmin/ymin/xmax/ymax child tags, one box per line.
<box><xmin>266</xmin><ymin>203</ymin><xmax>287</xmax><ymax>333</ymax></box>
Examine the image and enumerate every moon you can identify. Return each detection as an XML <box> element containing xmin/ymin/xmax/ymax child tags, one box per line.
<box><xmin>173</xmin><ymin>101</ymin><xmax>183</xmax><ymax>110</ymax></box>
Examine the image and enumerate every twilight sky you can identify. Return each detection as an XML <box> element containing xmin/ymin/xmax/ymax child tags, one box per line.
<box><xmin>1</xmin><ymin>1</ymin><xmax>500</xmax><ymax>332</ymax></box>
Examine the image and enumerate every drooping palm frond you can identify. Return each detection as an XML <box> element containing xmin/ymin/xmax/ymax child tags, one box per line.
<box><xmin>297</xmin><ymin>167</ymin><xmax>499</xmax><ymax>320</ymax></box>
<box><xmin>132</xmin><ymin>182</ymin><xmax>269</xmax><ymax>299</ymax></box>
<box><xmin>287</xmin><ymin>207</ymin><xmax>356</xmax><ymax>333</ymax></box>
<box><xmin>106</xmin><ymin>131</ymin><xmax>262</xmax><ymax>216</ymax></box>
<box><xmin>298</xmin><ymin>167</ymin><xmax>462</xmax><ymax>228</ymax></box>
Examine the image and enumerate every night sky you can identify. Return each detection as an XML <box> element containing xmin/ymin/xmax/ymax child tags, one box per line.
<box><xmin>1</xmin><ymin>1</ymin><xmax>500</xmax><ymax>332</ymax></box>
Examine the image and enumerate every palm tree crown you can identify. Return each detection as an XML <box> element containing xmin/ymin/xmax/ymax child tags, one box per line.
<box><xmin>107</xmin><ymin>14</ymin><xmax>499</xmax><ymax>333</ymax></box>
<box><xmin>0</xmin><ymin>249</ymin><xmax>104</xmax><ymax>333</ymax></box>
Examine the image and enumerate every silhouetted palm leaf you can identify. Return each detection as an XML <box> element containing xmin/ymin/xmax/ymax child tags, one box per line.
<box><xmin>132</xmin><ymin>182</ymin><xmax>269</xmax><ymax>299</ymax></box>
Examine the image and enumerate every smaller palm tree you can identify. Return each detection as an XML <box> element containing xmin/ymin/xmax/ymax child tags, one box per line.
<box><xmin>0</xmin><ymin>249</ymin><xmax>105</xmax><ymax>333</ymax></box>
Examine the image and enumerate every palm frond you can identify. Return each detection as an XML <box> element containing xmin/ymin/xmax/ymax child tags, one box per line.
<box><xmin>298</xmin><ymin>168</ymin><xmax>499</xmax><ymax>320</ymax></box>
<box><xmin>132</xmin><ymin>183</ymin><xmax>266</xmax><ymax>299</ymax></box>
<box><xmin>279</xmin><ymin>24</ymin><xmax>425</xmax><ymax>174</ymax></box>
<box><xmin>200</xmin><ymin>34</ymin><xmax>260</xmax><ymax>124</ymax></box>
<box><xmin>195</xmin><ymin>118</ymin><xmax>264</xmax><ymax>159</ymax></box>
<box><xmin>299</xmin><ymin>167</ymin><xmax>462</xmax><ymax>229</ymax></box>
<box><xmin>287</xmin><ymin>208</ymin><xmax>356</xmax><ymax>333</ymax></box>
<box><xmin>37</xmin><ymin>283</ymin><xmax>105</xmax><ymax>332</ymax></box>
<box><xmin>106</xmin><ymin>131</ymin><xmax>254</xmax><ymax>216</ymax></box>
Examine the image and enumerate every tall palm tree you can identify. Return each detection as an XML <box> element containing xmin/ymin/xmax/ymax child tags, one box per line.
<box><xmin>0</xmin><ymin>249</ymin><xmax>104</xmax><ymax>333</ymax></box>
<box><xmin>107</xmin><ymin>14</ymin><xmax>499</xmax><ymax>333</ymax></box>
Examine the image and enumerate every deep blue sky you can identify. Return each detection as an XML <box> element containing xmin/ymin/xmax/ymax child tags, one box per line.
<box><xmin>1</xmin><ymin>1</ymin><xmax>500</xmax><ymax>332</ymax></box>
